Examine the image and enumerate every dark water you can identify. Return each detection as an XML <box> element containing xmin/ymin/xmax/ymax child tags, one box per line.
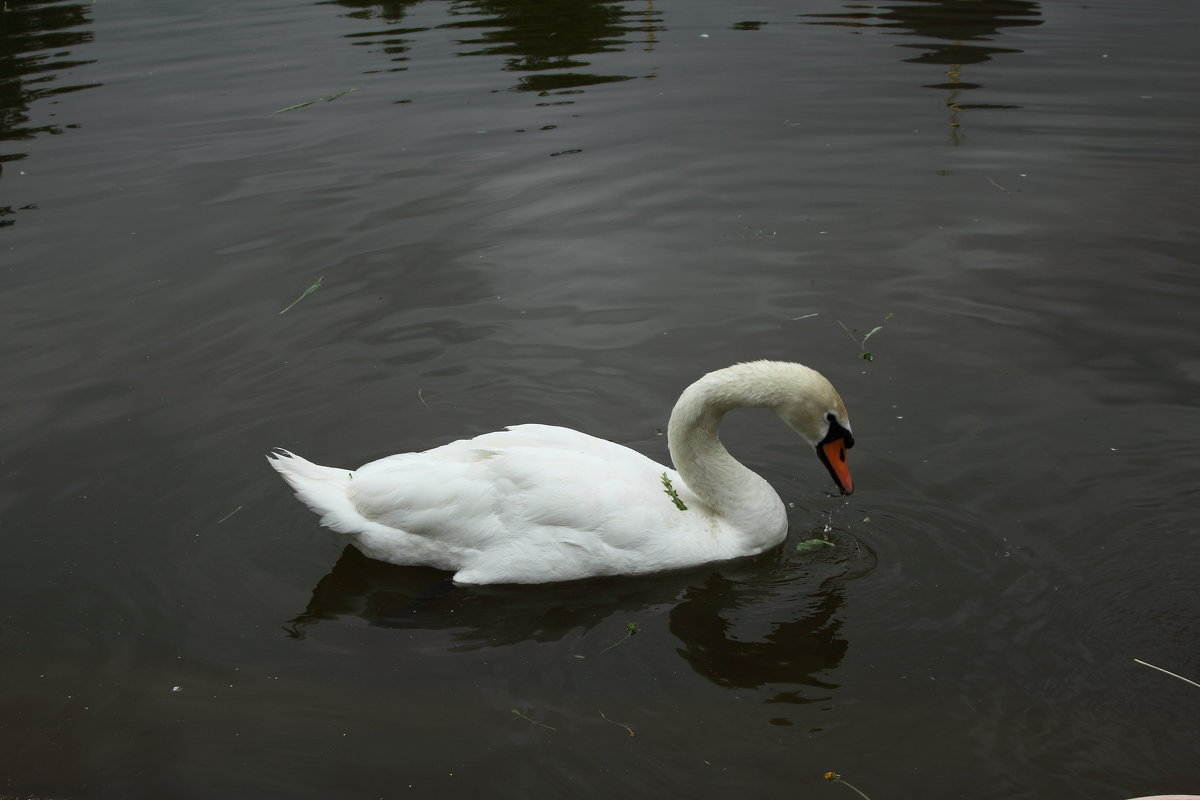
<box><xmin>3</xmin><ymin>0</ymin><xmax>1198</xmax><ymax>797</ymax></box>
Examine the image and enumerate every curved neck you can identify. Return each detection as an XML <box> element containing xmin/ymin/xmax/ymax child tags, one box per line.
<box><xmin>666</xmin><ymin>371</ymin><xmax>784</xmax><ymax>530</ymax></box>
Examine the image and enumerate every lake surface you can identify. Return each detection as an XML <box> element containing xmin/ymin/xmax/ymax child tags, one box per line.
<box><xmin>2</xmin><ymin>0</ymin><xmax>1198</xmax><ymax>797</ymax></box>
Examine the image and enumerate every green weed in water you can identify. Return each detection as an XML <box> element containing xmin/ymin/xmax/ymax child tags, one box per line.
<box><xmin>837</xmin><ymin>313</ymin><xmax>894</xmax><ymax>360</ymax></box>
<box><xmin>275</xmin><ymin>88</ymin><xmax>359</xmax><ymax>114</ymax></box>
<box><xmin>600</xmin><ymin>622</ymin><xmax>639</xmax><ymax>653</ymax></box>
<box><xmin>278</xmin><ymin>276</ymin><xmax>324</xmax><ymax>315</ymax></box>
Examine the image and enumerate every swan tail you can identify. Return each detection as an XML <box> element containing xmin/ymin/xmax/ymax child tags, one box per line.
<box><xmin>267</xmin><ymin>449</ymin><xmax>360</xmax><ymax>533</ymax></box>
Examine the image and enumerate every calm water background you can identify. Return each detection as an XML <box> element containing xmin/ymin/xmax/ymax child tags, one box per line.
<box><xmin>2</xmin><ymin>0</ymin><xmax>1198</xmax><ymax>797</ymax></box>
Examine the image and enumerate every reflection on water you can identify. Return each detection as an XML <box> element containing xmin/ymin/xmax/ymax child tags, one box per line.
<box><xmin>324</xmin><ymin>0</ymin><xmax>661</xmax><ymax>95</ymax></box>
<box><xmin>803</xmin><ymin>0</ymin><xmax>1041</xmax><ymax>60</ymax></box>
<box><xmin>0</xmin><ymin>0</ymin><xmax>99</xmax><ymax>225</ymax></box>
<box><xmin>5</xmin><ymin>0</ymin><xmax>1198</xmax><ymax>793</ymax></box>
<box><xmin>805</xmin><ymin>0</ymin><xmax>1041</xmax><ymax>142</ymax></box>
<box><xmin>322</xmin><ymin>0</ymin><xmax>422</xmax><ymax>22</ymax></box>
<box><xmin>319</xmin><ymin>0</ymin><xmax>427</xmax><ymax>72</ymax></box>
<box><xmin>284</xmin><ymin>545</ymin><xmax>676</xmax><ymax>647</ymax></box>
<box><xmin>288</xmin><ymin>536</ymin><xmax>874</xmax><ymax>703</ymax></box>
<box><xmin>670</xmin><ymin>573</ymin><xmax>847</xmax><ymax>705</ymax></box>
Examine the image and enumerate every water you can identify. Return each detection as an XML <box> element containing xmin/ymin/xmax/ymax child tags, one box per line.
<box><xmin>3</xmin><ymin>0</ymin><xmax>1198</xmax><ymax>797</ymax></box>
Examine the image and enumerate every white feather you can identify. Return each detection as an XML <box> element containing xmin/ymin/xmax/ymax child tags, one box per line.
<box><xmin>268</xmin><ymin>360</ymin><xmax>854</xmax><ymax>584</ymax></box>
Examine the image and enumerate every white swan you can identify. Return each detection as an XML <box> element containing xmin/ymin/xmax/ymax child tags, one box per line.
<box><xmin>268</xmin><ymin>360</ymin><xmax>854</xmax><ymax>585</ymax></box>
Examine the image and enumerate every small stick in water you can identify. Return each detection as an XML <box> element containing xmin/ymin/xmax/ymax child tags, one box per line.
<box><xmin>599</xmin><ymin>710</ymin><xmax>636</xmax><ymax>737</ymax></box>
<box><xmin>511</xmin><ymin>709</ymin><xmax>556</xmax><ymax>731</ymax></box>
<box><xmin>824</xmin><ymin>772</ymin><xmax>873</xmax><ymax>800</ymax></box>
<box><xmin>216</xmin><ymin>505</ymin><xmax>242</xmax><ymax>524</ymax></box>
<box><xmin>1134</xmin><ymin>658</ymin><xmax>1200</xmax><ymax>689</ymax></box>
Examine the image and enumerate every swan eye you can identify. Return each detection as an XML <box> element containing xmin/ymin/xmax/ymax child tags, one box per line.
<box><xmin>822</xmin><ymin>413</ymin><xmax>854</xmax><ymax>449</ymax></box>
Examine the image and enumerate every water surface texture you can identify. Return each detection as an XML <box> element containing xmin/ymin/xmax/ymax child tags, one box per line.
<box><xmin>3</xmin><ymin>0</ymin><xmax>1198</xmax><ymax>797</ymax></box>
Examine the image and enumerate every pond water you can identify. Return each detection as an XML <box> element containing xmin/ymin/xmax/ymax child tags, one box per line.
<box><xmin>2</xmin><ymin>0</ymin><xmax>1198</xmax><ymax>797</ymax></box>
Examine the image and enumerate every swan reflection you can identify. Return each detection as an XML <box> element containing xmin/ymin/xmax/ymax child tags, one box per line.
<box><xmin>286</xmin><ymin>532</ymin><xmax>874</xmax><ymax>702</ymax></box>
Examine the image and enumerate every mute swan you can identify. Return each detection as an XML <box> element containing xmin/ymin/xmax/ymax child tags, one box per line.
<box><xmin>268</xmin><ymin>360</ymin><xmax>854</xmax><ymax>585</ymax></box>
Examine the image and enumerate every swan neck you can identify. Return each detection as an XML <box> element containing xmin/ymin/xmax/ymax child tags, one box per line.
<box><xmin>666</xmin><ymin>374</ymin><xmax>780</xmax><ymax>523</ymax></box>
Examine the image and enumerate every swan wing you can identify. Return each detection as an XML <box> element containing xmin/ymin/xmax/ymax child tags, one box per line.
<box><xmin>344</xmin><ymin>425</ymin><xmax>702</xmax><ymax>582</ymax></box>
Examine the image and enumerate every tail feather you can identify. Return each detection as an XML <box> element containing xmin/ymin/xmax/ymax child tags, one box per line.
<box><xmin>267</xmin><ymin>449</ymin><xmax>359</xmax><ymax>533</ymax></box>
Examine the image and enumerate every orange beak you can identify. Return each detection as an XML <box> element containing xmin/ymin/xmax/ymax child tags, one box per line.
<box><xmin>819</xmin><ymin>438</ymin><xmax>854</xmax><ymax>495</ymax></box>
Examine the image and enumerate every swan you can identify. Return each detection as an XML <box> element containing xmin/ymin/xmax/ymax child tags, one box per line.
<box><xmin>268</xmin><ymin>360</ymin><xmax>854</xmax><ymax>585</ymax></box>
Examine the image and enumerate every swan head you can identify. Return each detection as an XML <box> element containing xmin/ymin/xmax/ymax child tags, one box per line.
<box><xmin>671</xmin><ymin>360</ymin><xmax>856</xmax><ymax>496</ymax></box>
<box><xmin>814</xmin><ymin>411</ymin><xmax>855</xmax><ymax>495</ymax></box>
<box><xmin>775</xmin><ymin>401</ymin><xmax>854</xmax><ymax>496</ymax></box>
<box><xmin>767</xmin><ymin>364</ymin><xmax>855</xmax><ymax>496</ymax></box>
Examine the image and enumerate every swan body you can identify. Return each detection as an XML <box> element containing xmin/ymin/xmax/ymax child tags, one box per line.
<box><xmin>269</xmin><ymin>360</ymin><xmax>854</xmax><ymax>584</ymax></box>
